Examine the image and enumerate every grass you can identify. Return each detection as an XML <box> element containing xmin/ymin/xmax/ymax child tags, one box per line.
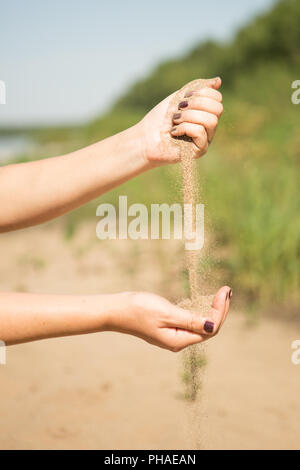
<box><xmin>201</xmin><ymin>67</ymin><xmax>300</xmax><ymax>309</ymax></box>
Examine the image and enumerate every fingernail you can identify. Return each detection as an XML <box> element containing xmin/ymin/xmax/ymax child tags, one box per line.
<box><xmin>173</xmin><ymin>112</ymin><xmax>181</xmax><ymax>120</ymax></box>
<box><xmin>204</xmin><ymin>321</ymin><xmax>214</xmax><ymax>333</ymax></box>
<box><xmin>229</xmin><ymin>289</ymin><xmax>232</xmax><ymax>299</ymax></box>
<box><xmin>178</xmin><ymin>100</ymin><xmax>188</xmax><ymax>109</ymax></box>
<box><xmin>170</xmin><ymin>126</ymin><xmax>177</xmax><ymax>133</ymax></box>
<box><xmin>184</xmin><ymin>91</ymin><xmax>194</xmax><ymax>98</ymax></box>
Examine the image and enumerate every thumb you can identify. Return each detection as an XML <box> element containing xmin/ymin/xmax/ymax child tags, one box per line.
<box><xmin>167</xmin><ymin>303</ymin><xmax>217</xmax><ymax>336</ymax></box>
<box><xmin>210</xmin><ymin>285</ymin><xmax>231</xmax><ymax>328</ymax></box>
<box><xmin>207</xmin><ymin>76</ymin><xmax>222</xmax><ymax>90</ymax></box>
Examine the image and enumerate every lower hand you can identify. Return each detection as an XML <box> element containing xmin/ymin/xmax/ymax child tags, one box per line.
<box><xmin>106</xmin><ymin>286</ymin><xmax>231</xmax><ymax>352</ymax></box>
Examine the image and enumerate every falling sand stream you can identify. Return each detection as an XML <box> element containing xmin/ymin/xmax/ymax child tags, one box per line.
<box><xmin>164</xmin><ymin>78</ymin><xmax>217</xmax><ymax>401</ymax></box>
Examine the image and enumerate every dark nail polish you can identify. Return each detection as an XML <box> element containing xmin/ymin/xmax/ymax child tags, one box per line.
<box><xmin>170</xmin><ymin>126</ymin><xmax>177</xmax><ymax>133</ymax></box>
<box><xmin>204</xmin><ymin>321</ymin><xmax>214</xmax><ymax>333</ymax></box>
<box><xmin>229</xmin><ymin>289</ymin><xmax>232</xmax><ymax>299</ymax></box>
<box><xmin>173</xmin><ymin>112</ymin><xmax>181</xmax><ymax>120</ymax></box>
<box><xmin>178</xmin><ymin>100</ymin><xmax>188</xmax><ymax>109</ymax></box>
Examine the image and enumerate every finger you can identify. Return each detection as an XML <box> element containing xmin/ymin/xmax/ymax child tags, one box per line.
<box><xmin>184</xmin><ymin>97</ymin><xmax>223</xmax><ymax>117</ymax></box>
<box><xmin>207</xmin><ymin>76</ymin><xmax>222</xmax><ymax>90</ymax></box>
<box><xmin>219</xmin><ymin>287</ymin><xmax>232</xmax><ymax>327</ymax></box>
<box><xmin>170</xmin><ymin>122</ymin><xmax>208</xmax><ymax>155</ymax></box>
<box><xmin>209</xmin><ymin>286</ymin><xmax>232</xmax><ymax>332</ymax></box>
<box><xmin>167</xmin><ymin>285</ymin><xmax>231</xmax><ymax>338</ymax></box>
<box><xmin>165</xmin><ymin>304</ymin><xmax>218</xmax><ymax>337</ymax></box>
<box><xmin>173</xmin><ymin>99</ymin><xmax>223</xmax><ymax>123</ymax></box>
<box><xmin>173</xmin><ymin>110</ymin><xmax>218</xmax><ymax>142</ymax></box>
<box><xmin>160</xmin><ymin>328</ymin><xmax>204</xmax><ymax>352</ymax></box>
<box><xmin>184</xmin><ymin>87</ymin><xmax>222</xmax><ymax>102</ymax></box>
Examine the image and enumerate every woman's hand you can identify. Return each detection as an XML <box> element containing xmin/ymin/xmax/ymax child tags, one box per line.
<box><xmin>0</xmin><ymin>287</ymin><xmax>230</xmax><ymax>348</ymax></box>
<box><xmin>137</xmin><ymin>77</ymin><xmax>223</xmax><ymax>166</ymax></box>
<box><xmin>0</xmin><ymin>77</ymin><xmax>223</xmax><ymax>232</ymax></box>
<box><xmin>107</xmin><ymin>286</ymin><xmax>231</xmax><ymax>352</ymax></box>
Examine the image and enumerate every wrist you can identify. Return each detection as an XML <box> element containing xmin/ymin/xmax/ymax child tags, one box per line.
<box><xmin>122</xmin><ymin>123</ymin><xmax>153</xmax><ymax>172</ymax></box>
<box><xmin>101</xmin><ymin>291</ymin><xmax>134</xmax><ymax>332</ymax></box>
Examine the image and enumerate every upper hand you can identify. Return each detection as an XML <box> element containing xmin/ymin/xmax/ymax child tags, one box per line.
<box><xmin>138</xmin><ymin>77</ymin><xmax>223</xmax><ymax>166</ymax></box>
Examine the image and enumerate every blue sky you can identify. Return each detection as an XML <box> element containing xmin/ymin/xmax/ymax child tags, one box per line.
<box><xmin>0</xmin><ymin>0</ymin><xmax>275</xmax><ymax>126</ymax></box>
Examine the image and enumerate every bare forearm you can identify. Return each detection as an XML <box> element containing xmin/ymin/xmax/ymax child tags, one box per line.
<box><xmin>0</xmin><ymin>287</ymin><xmax>232</xmax><ymax>350</ymax></box>
<box><xmin>0</xmin><ymin>125</ymin><xmax>149</xmax><ymax>232</ymax></box>
<box><xmin>0</xmin><ymin>291</ymin><xmax>124</xmax><ymax>345</ymax></box>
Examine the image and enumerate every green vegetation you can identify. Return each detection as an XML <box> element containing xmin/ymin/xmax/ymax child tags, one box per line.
<box><xmin>86</xmin><ymin>0</ymin><xmax>300</xmax><ymax>311</ymax></box>
<box><xmin>3</xmin><ymin>0</ymin><xmax>300</xmax><ymax>312</ymax></box>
